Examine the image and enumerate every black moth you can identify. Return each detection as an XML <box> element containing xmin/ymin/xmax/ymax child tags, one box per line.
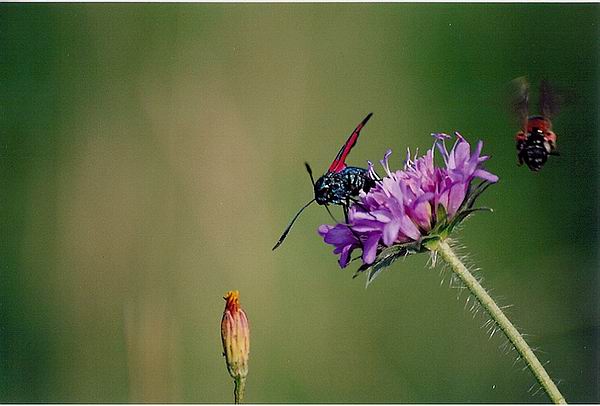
<box><xmin>272</xmin><ymin>113</ymin><xmax>375</xmax><ymax>250</ymax></box>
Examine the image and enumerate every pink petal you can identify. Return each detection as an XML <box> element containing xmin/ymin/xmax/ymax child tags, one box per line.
<box><xmin>362</xmin><ymin>233</ymin><xmax>381</xmax><ymax>265</ymax></box>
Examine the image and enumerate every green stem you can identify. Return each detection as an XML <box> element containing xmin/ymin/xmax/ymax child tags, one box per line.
<box><xmin>234</xmin><ymin>376</ymin><xmax>246</xmax><ymax>404</ymax></box>
<box><xmin>429</xmin><ymin>239</ymin><xmax>567</xmax><ymax>404</ymax></box>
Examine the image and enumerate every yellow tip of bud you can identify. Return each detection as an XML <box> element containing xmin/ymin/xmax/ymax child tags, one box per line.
<box><xmin>224</xmin><ymin>290</ymin><xmax>240</xmax><ymax>311</ymax></box>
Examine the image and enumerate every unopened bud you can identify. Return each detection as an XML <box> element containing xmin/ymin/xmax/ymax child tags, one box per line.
<box><xmin>221</xmin><ymin>290</ymin><xmax>249</xmax><ymax>403</ymax></box>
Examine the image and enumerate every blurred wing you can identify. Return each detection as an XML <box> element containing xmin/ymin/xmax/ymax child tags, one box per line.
<box><xmin>510</xmin><ymin>76</ymin><xmax>530</xmax><ymax>131</ymax></box>
<box><xmin>539</xmin><ymin>79</ymin><xmax>561</xmax><ymax>119</ymax></box>
<box><xmin>328</xmin><ymin>113</ymin><xmax>373</xmax><ymax>173</ymax></box>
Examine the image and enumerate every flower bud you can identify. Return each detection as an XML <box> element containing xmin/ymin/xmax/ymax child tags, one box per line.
<box><xmin>221</xmin><ymin>290</ymin><xmax>249</xmax><ymax>403</ymax></box>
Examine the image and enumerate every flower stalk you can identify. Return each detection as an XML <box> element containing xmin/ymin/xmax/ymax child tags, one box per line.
<box><xmin>234</xmin><ymin>376</ymin><xmax>246</xmax><ymax>405</ymax></box>
<box><xmin>426</xmin><ymin>239</ymin><xmax>567</xmax><ymax>404</ymax></box>
<box><xmin>316</xmin><ymin>132</ymin><xmax>567</xmax><ymax>402</ymax></box>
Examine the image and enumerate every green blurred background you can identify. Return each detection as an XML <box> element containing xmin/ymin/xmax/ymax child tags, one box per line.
<box><xmin>1</xmin><ymin>3</ymin><xmax>598</xmax><ymax>403</ymax></box>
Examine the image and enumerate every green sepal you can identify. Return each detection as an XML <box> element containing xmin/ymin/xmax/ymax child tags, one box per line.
<box><xmin>462</xmin><ymin>180</ymin><xmax>494</xmax><ymax>212</ymax></box>
<box><xmin>353</xmin><ymin>240</ymin><xmax>425</xmax><ymax>287</ymax></box>
<box><xmin>447</xmin><ymin>207</ymin><xmax>493</xmax><ymax>235</ymax></box>
<box><xmin>421</xmin><ymin>234</ymin><xmax>442</xmax><ymax>251</ymax></box>
<box><xmin>431</xmin><ymin>181</ymin><xmax>494</xmax><ymax>238</ymax></box>
<box><xmin>433</xmin><ymin>203</ymin><xmax>448</xmax><ymax>233</ymax></box>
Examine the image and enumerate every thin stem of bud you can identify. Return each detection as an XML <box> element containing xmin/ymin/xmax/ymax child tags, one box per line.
<box><xmin>428</xmin><ymin>239</ymin><xmax>567</xmax><ymax>404</ymax></box>
<box><xmin>234</xmin><ymin>376</ymin><xmax>246</xmax><ymax>404</ymax></box>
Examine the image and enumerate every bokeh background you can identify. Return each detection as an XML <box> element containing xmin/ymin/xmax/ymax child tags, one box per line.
<box><xmin>1</xmin><ymin>3</ymin><xmax>598</xmax><ymax>403</ymax></box>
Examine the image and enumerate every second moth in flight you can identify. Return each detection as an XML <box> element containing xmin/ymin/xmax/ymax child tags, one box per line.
<box><xmin>512</xmin><ymin>78</ymin><xmax>560</xmax><ymax>171</ymax></box>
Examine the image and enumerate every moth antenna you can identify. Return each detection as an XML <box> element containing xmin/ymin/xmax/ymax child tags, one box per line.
<box><xmin>304</xmin><ymin>162</ymin><xmax>316</xmax><ymax>187</ymax></box>
<box><xmin>272</xmin><ymin>199</ymin><xmax>316</xmax><ymax>250</ymax></box>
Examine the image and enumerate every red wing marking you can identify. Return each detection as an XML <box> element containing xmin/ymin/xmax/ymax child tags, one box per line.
<box><xmin>328</xmin><ymin>113</ymin><xmax>373</xmax><ymax>173</ymax></box>
<box><xmin>515</xmin><ymin>131</ymin><xmax>527</xmax><ymax>142</ymax></box>
<box><xmin>526</xmin><ymin>116</ymin><xmax>551</xmax><ymax>133</ymax></box>
<box><xmin>545</xmin><ymin>131</ymin><xmax>557</xmax><ymax>144</ymax></box>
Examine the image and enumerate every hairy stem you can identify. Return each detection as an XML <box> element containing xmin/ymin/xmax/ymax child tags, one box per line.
<box><xmin>234</xmin><ymin>376</ymin><xmax>246</xmax><ymax>404</ymax></box>
<box><xmin>428</xmin><ymin>239</ymin><xmax>567</xmax><ymax>404</ymax></box>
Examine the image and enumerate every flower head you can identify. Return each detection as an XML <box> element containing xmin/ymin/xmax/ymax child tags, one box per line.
<box><xmin>221</xmin><ymin>290</ymin><xmax>249</xmax><ymax>402</ymax></box>
<box><xmin>318</xmin><ymin>132</ymin><xmax>498</xmax><ymax>285</ymax></box>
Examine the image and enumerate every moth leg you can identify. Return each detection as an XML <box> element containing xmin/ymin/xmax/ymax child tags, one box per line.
<box><xmin>517</xmin><ymin>151</ymin><xmax>525</xmax><ymax>166</ymax></box>
<box><xmin>349</xmin><ymin>197</ymin><xmax>377</xmax><ymax>220</ymax></box>
<box><xmin>546</xmin><ymin>131</ymin><xmax>558</xmax><ymax>154</ymax></box>
<box><xmin>343</xmin><ymin>199</ymin><xmax>350</xmax><ymax>224</ymax></box>
<box><xmin>343</xmin><ymin>200</ymin><xmax>365</xmax><ymax>256</ymax></box>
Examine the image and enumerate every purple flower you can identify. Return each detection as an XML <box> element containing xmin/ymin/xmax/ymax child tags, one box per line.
<box><xmin>435</xmin><ymin>132</ymin><xmax>498</xmax><ymax>217</ymax></box>
<box><xmin>318</xmin><ymin>132</ymin><xmax>498</xmax><ymax>280</ymax></box>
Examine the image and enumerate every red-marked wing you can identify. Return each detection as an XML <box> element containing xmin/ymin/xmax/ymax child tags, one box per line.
<box><xmin>328</xmin><ymin>113</ymin><xmax>373</xmax><ymax>173</ymax></box>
